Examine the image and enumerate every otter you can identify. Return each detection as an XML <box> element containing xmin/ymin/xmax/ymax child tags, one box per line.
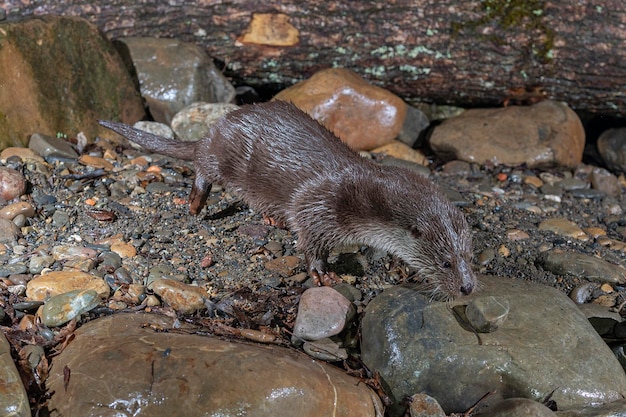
<box><xmin>100</xmin><ymin>101</ymin><xmax>476</xmax><ymax>300</ymax></box>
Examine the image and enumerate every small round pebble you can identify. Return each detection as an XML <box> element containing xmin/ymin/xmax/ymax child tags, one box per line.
<box><xmin>0</xmin><ymin>167</ymin><xmax>27</xmax><ymax>200</ymax></box>
<box><xmin>293</xmin><ymin>287</ymin><xmax>356</xmax><ymax>341</ymax></box>
<box><xmin>41</xmin><ymin>289</ymin><xmax>100</xmax><ymax>327</ymax></box>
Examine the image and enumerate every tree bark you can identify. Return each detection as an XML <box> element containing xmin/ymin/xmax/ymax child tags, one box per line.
<box><xmin>2</xmin><ymin>0</ymin><xmax>625</xmax><ymax>116</ymax></box>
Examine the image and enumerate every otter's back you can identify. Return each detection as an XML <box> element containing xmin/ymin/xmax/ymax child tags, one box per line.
<box><xmin>207</xmin><ymin>101</ymin><xmax>367</xmax><ymax>219</ymax></box>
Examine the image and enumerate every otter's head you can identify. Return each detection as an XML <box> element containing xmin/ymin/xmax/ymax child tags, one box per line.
<box><xmin>392</xmin><ymin>193</ymin><xmax>478</xmax><ymax>301</ymax></box>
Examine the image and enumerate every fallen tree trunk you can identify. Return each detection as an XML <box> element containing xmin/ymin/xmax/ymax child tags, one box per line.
<box><xmin>3</xmin><ymin>0</ymin><xmax>625</xmax><ymax>115</ymax></box>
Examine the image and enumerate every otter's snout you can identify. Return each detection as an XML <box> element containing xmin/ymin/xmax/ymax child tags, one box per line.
<box><xmin>460</xmin><ymin>282</ymin><xmax>474</xmax><ymax>295</ymax></box>
<box><xmin>456</xmin><ymin>258</ymin><xmax>476</xmax><ymax>296</ymax></box>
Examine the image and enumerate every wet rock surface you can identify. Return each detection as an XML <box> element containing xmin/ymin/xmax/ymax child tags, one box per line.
<box><xmin>47</xmin><ymin>313</ymin><xmax>382</xmax><ymax>417</ymax></box>
<box><xmin>274</xmin><ymin>68</ymin><xmax>410</xmax><ymax>151</ymax></box>
<box><xmin>117</xmin><ymin>37</ymin><xmax>236</xmax><ymax>124</ymax></box>
<box><xmin>430</xmin><ymin>100</ymin><xmax>585</xmax><ymax>167</ymax></box>
<box><xmin>361</xmin><ymin>275</ymin><xmax>626</xmax><ymax>416</ymax></box>
<box><xmin>0</xmin><ymin>15</ymin><xmax>145</xmax><ymax>147</ymax></box>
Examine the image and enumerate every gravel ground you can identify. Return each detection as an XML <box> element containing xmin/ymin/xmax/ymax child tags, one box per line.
<box><xmin>3</xmin><ymin>136</ymin><xmax>626</xmax><ymax>412</ymax></box>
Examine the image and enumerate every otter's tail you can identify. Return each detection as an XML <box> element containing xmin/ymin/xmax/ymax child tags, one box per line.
<box><xmin>99</xmin><ymin>120</ymin><xmax>195</xmax><ymax>161</ymax></box>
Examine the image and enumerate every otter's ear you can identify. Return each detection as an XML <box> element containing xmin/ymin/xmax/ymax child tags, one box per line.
<box><xmin>410</xmin><ymin>225</ymin><xmax>422</xmax><ymax>238</ymax></box>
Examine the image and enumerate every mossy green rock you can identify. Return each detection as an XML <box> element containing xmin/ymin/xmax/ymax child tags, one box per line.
<box><xmin>0</xmin><ymin>15</ymin><xmax>145</xmax><ymax>149</ymax></box>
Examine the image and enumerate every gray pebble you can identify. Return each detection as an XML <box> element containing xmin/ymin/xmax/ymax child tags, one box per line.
<box><xmin>52</xmin><ymin>210</ymin><xmax>69</xmax><ymax>227</ymax></box>
<box><xmin>569</xmin><ymin>188</ymin><xmax>606</xmax><ymax>199</ymax></box>
<box><xmin>12</xmin><ymin>301</ymin><xmax>44</xmax><ymax>312</ymax></box>
<box><xmin>98</xmin><ymin>251</ymin><xmax>122</xmax><ymax>273</ymax></box>
<box><xmin>41</xmin><ymin>289</ymin><xmax>100</xmax><ymax>327</ymax></box>
<box><xmin>7</xmin><ymin>274</ymin><xmax>29</xmax><ymax>286</ymax></box>
<box><xmin>569</xmin><ymin>282</ymin><xmax>599</xmax><ymax>304</ymax></box>
<box><xmin>0</xmin><ymin>218</ymin><xmax>19</xmax><ymax>244</ymax></box>
<box><xmin>29</xmin><ymin>133</ymin><xmax>79</xmax><ymax>159</ymax></box>
<box><xmin>0</xmin><ymin>264</ymin><xmax>28</xmax><ymax>277</ymax></box>
<box><xmin>29</xmin><ymin>255</ymin><xmax>55</xmax><ymax>274</ymax></box>
<box><xmin>558</xmin><ymin>178</ymin><xmax>588</xmax><ymax>191</ymax></box>
<box><xmin>114</xmin><ymin>267</ymin><xmax>133</xmax><ymax>284</ymax></box>
<box><xmin>541</xmin><ymin>183</ymin><xmax>563</xmax><ymax>197</ymax></box>
<box><xmin>12</xmin><ymin>214</ymin><xmax>26</xmax><ymax>227</ymax></box>
<box><xmin>465</xmin><ymin>296</ymin><xmax>510</xmax><ymax>333</ymax></box>
<box><xmin>146</xmin><ymin>182</ymin><xmax>176</xmax><ymax>193</ymax></box>
<box><xmin>302</xmin><ymin>338</ymin><xmax>348</xmax><ymax>362</ymax></box>
<box><xmin>21</xmin><ymin>345</ymin><xmax>45</xmax><ymax>371</ymax></box>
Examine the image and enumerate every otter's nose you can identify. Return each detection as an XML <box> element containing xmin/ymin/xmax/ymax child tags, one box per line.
<box><xmin>460</xmin><ymin>283</ymin><xmax>474</xmax><ymax>295</ymax></box>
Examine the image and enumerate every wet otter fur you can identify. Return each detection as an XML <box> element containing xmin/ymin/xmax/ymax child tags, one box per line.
<box><xmin>99</xmin><ymin>101</ymin><xmax>477</xmax><ymax>300</ymax></box>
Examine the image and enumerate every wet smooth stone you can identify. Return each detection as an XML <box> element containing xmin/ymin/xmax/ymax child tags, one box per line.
<box><xmin>8</xmin><ymin>274</ymin><xmax>32</xmax><ymax>285</ymax></box>
<box><xmin>558</xmin><ymin>178</ymin><xmax>588</xmax><ymax>191</ymax></box>
<box><xmin>0</xmin><ymin>331</ymin><xmax>29</xmax><ymax>417</ymax></box>
<box><xmin>506</xmin><ymin>229</ymin><xmax>530</xmax><ymax>240</ymax></box>
<box><xmin>0</xmin><ymin>167</ymin><xmax>27</xmax><ymax>200</ymax></box>
<box><xmin>29</xmin><ymin>133</ymin><xmax>79</xmax><ymax>159</ymax></box>
<box><xmin>569</xmin><ymin>189</ymin><xmax>606</xmax><ymax>199</ymax></box>
<box><xmin>0</xmin><ymin>218</ymin><xmax>19</xmax><ymax>243</ymax></box>
<box><xmin>540</xmin><ymin>250</ymin><xmax>626</xmax><ymax>284</ymax></box>
<box><xmin>113</xmin><ymin>267</ymin><xmax>133</xmax><ymax>284</ymax></box>
<box><xmin>408</xmin><ymin>394</ymin><xmax>446</xmax><ymax>417</ymax></box>
<box><xmin>171</xmin><ymin>103</ymin><xmax>239</xmax><ymax>142</ymax></box>
<box><xmin>12</xmin><ymin>300</ymin><xmax>44</xmax><ymax>312</ymax></box>
<box><xmin>0</xmin><ymin>201</ymin><xmax>35</xmax><ymax>220</ymax></box>
<box><xmin>554</xmin><ymin>399</ymin><xmax>626</xmax><ymax>417</ymax></box>
<box><xmin>429</xmin><ymin>101</ymin><xmax>584</xmax><ymax>168</ymax></box>
<box><xmin>475</xmin><ymin>398</ymin><xmax>557</xmax><ymax>416</ymax></box>
<box><xmin>98</xmin><ymin>251</ymin><xmax>122</xmax><ymax>273</ymax></box>
<box><xmin>26</xmin><ymin>270</ymin><xmax>110</xmax><ymax>300</ymax></box>
<box><xmin>41</xmin><ymin>289</ymin><xmax>100</xmax><ymax>326</ymax></box>
<box><xmin>569</xmin><ymin>282</ymin><xmax>599</xmax><ymax>304</ymax></box>
<box><xmin>52</xmin><ymin>210</ymin><xmax>70</xmax><ymax>227</ymax></box>
<box><xmin>302</xmin><ymin>338</ymin><xmax>348</xmax><ymax>361</ymax></box>
<box><xmin>293</xmin><ymin>287</ymin><xmax>356</xmax><ymax>341</ymax></box>
<box><xmin>370</xmin><ymin>141</ymin><xmax>427</xmax><ymax>165</ymax></box>
<box><xmin>0</xmin><ymin>147</ymin><xmax>44</xmax><ymax>162</ymax></box>
<box><xmin>110</xmin><ymin>241</ymin><xmax>137</xmax><ymax>258</ymax></box>
<box><xmin>361</xmin><ymin>275</ymin><xmax>626</xmax><ymax>416</ymax></box>
<box><xmin>465</xmin><ymin>296</ymin><xmax>510</xmax><ymax>333</ymax></box>
<box><xmin>46</xmin><ymin>313</ymin><xmax>382</xmax><ymax>417</ymax></box>
<box><xmin>28</xmin><ymin>253</ymin><xmax>61</xmax><ymax>275</ymax></box>
<box><xmin>478</xmin><ymin>248</ymin><xmax>496</xmax><ymax>265</ymax></box>
<box><xmin>79</xmin><ymin>154</ymin><xmax>114</xmax><ymax>171</ymax></box>
<box><xmin>590</xmin><ymin>167</ymin><xmax>619</xmax><ymax>197</ymax></box>
<box><xmin>577</xmin><ymin>303</ymin><xmax>622</xmax><ymax>337</ymax></box>
<box><xmin>151</xmin><ymin>278</ymin><xmax>207</xmax><ymax>314</ymax></box>
<box><xmin>538</xmin><ymin>218</ymin><xmax>588</xmax><ymax>241</ymax></box>
<box><xmin>0</xmin><ymin>263</ymin><xmax>28</xmax><ymax>277</ymax></box>
<box><xmin>523</xmin><ymin>175</ymin><xmax>543</xmax><ymax>188</ymax></box>
<box><xmin>274</xmin><ymin>67</ymin><xmax>407</xmax><ymax>150</ymax></box>
<box><xmin>51</xmin><ymin>245</ymin><xmax>98</xmax><ymax>261</ymax></box>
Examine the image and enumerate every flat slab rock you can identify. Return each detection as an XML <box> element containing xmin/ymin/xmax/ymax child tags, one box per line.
<box><xmin>47</xmin><ymin>313</ymin><xmax>382</xmax><ymax>417</ymax></box>
<box><xmin>361</xmin><ymin>275</ymin><xmax>626</xmax><ymax>416</ymax></box>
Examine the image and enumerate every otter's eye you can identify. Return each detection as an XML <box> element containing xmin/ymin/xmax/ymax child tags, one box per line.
<box><xmin>443</xmin><ymin>261</ymin><xmax>452</xmax><ymax>268</ymax></box>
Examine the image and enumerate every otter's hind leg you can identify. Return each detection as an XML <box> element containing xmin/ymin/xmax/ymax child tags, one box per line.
<box><xmin>189</xmin><ymin>173</ymin><xmax>212</xmax><ymax>215</ymax></box>
<box><xmin>302</xmin><ymin>243</ymin><xmax>340</xmax><ymax>286</ymax></box>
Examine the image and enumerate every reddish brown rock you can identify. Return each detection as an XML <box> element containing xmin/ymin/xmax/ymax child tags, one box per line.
<box><xmin>0</xmin><ymin>15</ymin><xmax>145</xmax><ymax>149</ymax></box>
<box><xmin>274</xmin><ymin>68</ymin><xmax>407</xmax><ymax>151</ymax></box>
<box><xmin>26</xmin><ymin>271</ymin><xmax>110</xmax><ymax>300</ymax></box>
<box><xmin>0</xmin><ymin>167</ymin><xmax>26</xmax><ymax>200</ymax></box>
<box><xmin>370</xmin><ymin>140</ymin><xmax>427</xmax><ymax>165</ymax></box>
<box><xmin>429</xmin><ymin>101</ymin><xmax>585</xmax><ymax>168</ymax></box>
<box><xmin>47</xmin><ymin>313</ymin><xmax>382</xmax><ymax>417</ymax></box>
<box><xmin>150</xmin><ymin>278</ymin><xmax>207</xmax><ymax>314</ymax></box>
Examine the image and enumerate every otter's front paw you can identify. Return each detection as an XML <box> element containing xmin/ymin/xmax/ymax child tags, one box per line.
<box><xmin>310</xmin><ymin>269</ymin><xmax>340</xmax><ymax>286</ymax></box>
